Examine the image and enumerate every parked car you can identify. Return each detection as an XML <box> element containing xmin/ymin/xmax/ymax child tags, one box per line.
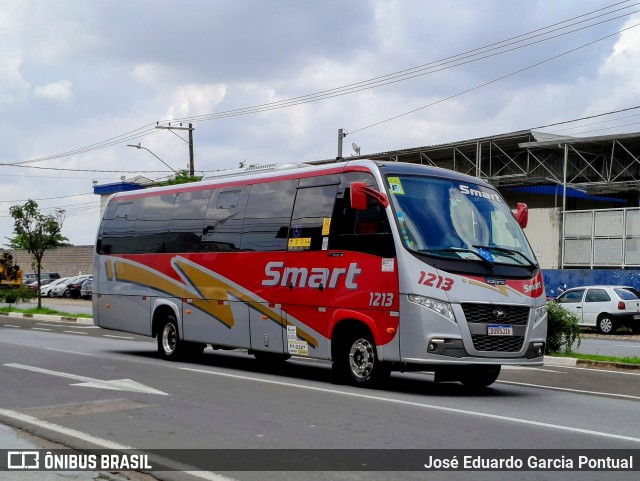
<box><xmin>67</xmin><ymin>276</ymin><xmax>92</xmax><ymax>299</ymax></box>
<box><xmin>80</xmin><ymin>278</ymin><xmax>92</xmax><ymax>300</ymax></box>
<box><xmin>25</xmin><ymin>278</ymin><xmax>54</xmax><ymax>292</ymax></box>
<box><xmin>40</xmin><ymin>277</ymin><xmax>70</xmax><ymax>297</ymax></box>
<box><xmin>23</xmin><ymin>272</ymin><xmax>61</xmax><ymax>283</ymax></box>
<box><xmin>49</xmin><ymin>275</ymin><xmax>91</xmax><ymax>298</ymax></box>
<box><xmin>555</xmin><ymin>285</ymin><xmax>640</xmax><ymax>334</ymax></box>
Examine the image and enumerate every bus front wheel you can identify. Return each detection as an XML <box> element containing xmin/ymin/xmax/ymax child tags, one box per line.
<box><xmin>158</xmin><ymin>316</ymin><xmax>184</xmax><ymax>361</ymax></box>
<box><xmin>333</xmin><ymin>330</ymin><xmax>389</xmax><ymax>387</ymax></box>
<box><xmin>459</xmin><ymin>365</ymin><xmax>501</xmax><ymax>389</ymax></box>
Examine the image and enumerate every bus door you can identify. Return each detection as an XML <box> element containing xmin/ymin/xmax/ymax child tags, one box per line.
<box><xmin>281</xmin><ymin>177</ymin><xmax>341</xmax><ymax>359</ymax></box>
<box><xmin>180</xmin><ymin>187</ymin><xmax>252</xmax><ymax>349</ymax></box>
<box><xmin>243</xmin><ymin>180</ymin><xmax>298</xmax><ymax>355</ymax></box>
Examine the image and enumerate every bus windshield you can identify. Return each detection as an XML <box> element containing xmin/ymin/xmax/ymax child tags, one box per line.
<box><xmin>386</xmin><ymin>175</ymin><xmax>536</xmax><ymax>268</ymax></box>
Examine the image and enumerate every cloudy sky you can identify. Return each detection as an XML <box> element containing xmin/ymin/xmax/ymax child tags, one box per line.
<box><xmin>1</xmin><ymin>0</ymin><xmax>640</xmax><ymax>245</ymax></box>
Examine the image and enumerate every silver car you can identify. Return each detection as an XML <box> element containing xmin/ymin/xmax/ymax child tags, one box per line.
<box><xmin>40</xmin><ymin>277</ymin><xmax>69</xmax><ymax>297</ymax></box>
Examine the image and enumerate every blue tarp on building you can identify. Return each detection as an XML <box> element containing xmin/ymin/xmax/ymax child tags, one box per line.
<box><xmin>508</xmin><ymin>185</ymin><xmax>627</xmax><ymax>205</ymax></box>
<box><xmin>543</xmin><ymin>269</ymin><xmax>640</xmax><ymax>298</ymax></box>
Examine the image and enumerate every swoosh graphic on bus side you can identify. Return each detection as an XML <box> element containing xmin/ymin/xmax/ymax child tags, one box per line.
<box><xmin>172</xmin><ymin>257</ymin><xmax>319</xmax><ymax>349</ymax></box>
<box><xmin>113</xmin><ymin>259</ymin><xmax>195</xmax><ymax>299</ymax></box>
<box><xmin>106</xmin><ymin>256</ymin><xmax>319</xmax><ymax>349</ymax></box>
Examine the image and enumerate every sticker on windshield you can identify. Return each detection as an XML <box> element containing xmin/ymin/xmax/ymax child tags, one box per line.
<box><xmin>288</xmin><ymin>238</ymin><xmax>311</xmax><ymax>250</ymax></box>
<box><xmin>322</xmin><ymin>217</ymin><xmax>331</xmax><ymax>235</ymax></box>
<box><xmin>476</xmin><ymin>247</ymin><xmax>494</xmax><ymax>263</ymax></box>
<box><xmin>388</xmin><ymin>177</ymin><xmax>405</xmax><ymax>195</ymax></box>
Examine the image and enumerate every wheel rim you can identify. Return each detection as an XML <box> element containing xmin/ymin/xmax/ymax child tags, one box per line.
<box><xmin>348</xmin><ymin>338</ymin><xmax>375</xmax><ymax>379</ymax></box>
<box><xmin>599</xmin><ymin>318</ymin><xmax>613</xmax><ymax>333</ymax></box>
<box><xmin>162</xmin><ymin>323</ymin><xmax>177</xmax><ymax>354</ymax></box>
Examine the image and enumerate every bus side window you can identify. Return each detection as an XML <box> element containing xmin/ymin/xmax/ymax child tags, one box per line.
<box><xmin>289</xmin><ymin>183</ymin><xmax>339</xmax><ymax>251</ymax></box>
<box><xmin>240</xmin><ymin>180</ymin><xmax>298</xmax><ymax>252</ymax></box>
<box><xmin>202</xmin><ymin>187</ymin><xmax>249</xmax><ymax>252</ymax></box>
<box><xmin>167</xmin><ymin>190</ymin><xmax>211</xmax><ymax>253</ymax></box>
<box><xmin>98</xmin><ymin>199</ymin><xmax>140</xmax><ymax>255</ymax></box>
<box><xmin>133</xmin><ymin>194</ymin><xmax>176</xmax><ymax>254</ymax></box>
<box><xmin>330</xmin><ymin>172</ymin><xmax>395</xmax><ymax>257</ymax></box>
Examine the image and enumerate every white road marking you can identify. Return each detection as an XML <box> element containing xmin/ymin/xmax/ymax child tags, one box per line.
<box><xmin>2</xmin><ymin>325</ymin><xmax>21</xmax><ymax>328</ymax></box>
<box><xmin>104</xmin><ymin>334</ymin><xmax>135</xmax><ymax>340</ymax></box>
<box><xmin>36</xmin><ymin>322</ymin><xmax>97</xmax><ymax>329</ymax></box>
<box><xmin>502</xmin><ymin>366</ymin><xmax>566</xmax><ymax>374</ymax></box>
<box><xmin>4</xmin><ymin>363</ymin><xmax>168</xmax><ymax>396</ymax></box>
<box><xmin>181</xmin><ymin>366</ymin><xmax>640</xmax><ymax>444</ymax></box>
<box><xmin>0</xmin><ymin>407</ymin><xmax>235</xmax><ymax>481</ymax></box>
<box><xmin>46</xmin><ymin>348</ymin><xmax>97</xmax><ymax>356</ymax></box>
<box><xmin>63</xmin><ymin>330</ymin><xmax>89</xmax><ymax>335</ymax></box>
<box><xmin>31</xmin><ymin>327</ymin><xmax>51</xmax><ymax>331</ymax></box>
<box><xmin>558</xmin><ymin>364</ymin><xmax>640</xmax><ymax>376</ymax></box>
<box><xmin>498</xmin><ymin>380</ymin><xmax>640</xmax><ymax>401</ymax></box>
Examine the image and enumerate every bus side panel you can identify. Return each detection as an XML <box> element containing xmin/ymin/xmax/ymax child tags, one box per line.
<box><xmin>182</xmin><ymin>298</ymin><xmax>251</xmax><ymax>349</ymax></box>
<box><xmin>95</xmin><ymin>293</ymin><xmax>154</xmax><ymax>337</ymax></box>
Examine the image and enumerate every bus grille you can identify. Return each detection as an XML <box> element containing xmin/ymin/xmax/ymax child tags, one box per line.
<box><xmin>460</xmin><ymin>303</ymin><xmax>530</xmax><ymax>325</ymax></box>
<box><xmin>471</xmin><ymin>335</ymin><xmax>525</xmax><ymax>352</ymax></box>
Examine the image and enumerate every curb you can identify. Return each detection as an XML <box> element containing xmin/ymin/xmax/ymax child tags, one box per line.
<box><xmin>544</xmin><ymin>355</ymin><xmax>577</xmax><ymax>366</ymax></box>
<box><xmin>575</xmin><ymin>359</ymin><xmax>640</xmax><ymax>371</ymax></box>
<box><xmin>545</xmin><ymin>355</ymin><xmax>640</xmax><ymax>371</ymax></box>
<box><xmin>5</xmin><ymin>311</ymin><xmax>94</xmax><ymax>325</ymax></box>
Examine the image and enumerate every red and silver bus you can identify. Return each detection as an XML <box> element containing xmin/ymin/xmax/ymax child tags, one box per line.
<box><xmin>93</xmin><ymin>159</ymin><xmax>547</xmax><ymax>388</ymax></box>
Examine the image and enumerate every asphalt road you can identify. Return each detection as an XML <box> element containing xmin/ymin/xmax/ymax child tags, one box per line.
<box><xmin>1</xmin><ymin>315</ymin><xmax>639</xmax><ymax>481</ymax></box>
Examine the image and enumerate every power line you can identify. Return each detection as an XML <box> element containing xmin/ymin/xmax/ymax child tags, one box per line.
<box><xmin>3</xmin><ymin>1</ymin><xmax>638</xmax><ymax>168</ymax></box>
<box><xmin>165</xmin><ymin>3</ymin><xmax>640</xmax><ymax>125</ymax></box>
<box><xmin>349</xmin><ymin>21</ymin><xmax>640</xmax><ymax>134</ymax></box>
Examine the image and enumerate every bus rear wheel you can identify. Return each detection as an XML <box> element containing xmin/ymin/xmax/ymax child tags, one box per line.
<box><xmin>333</xmin><ymin>330</ymin><xmax>389</xmax><ymax>387</ymax></box>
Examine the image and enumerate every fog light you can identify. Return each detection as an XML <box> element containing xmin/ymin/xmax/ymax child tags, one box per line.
<box><xmin>534</xmin><ymin>342</ymin><xmax>545</xmax><ymax>357</ymax></box>
<box><xmin>428</xmin><ymin>338</ymin><xmax>444</xmax><ymax>353</ymax></box>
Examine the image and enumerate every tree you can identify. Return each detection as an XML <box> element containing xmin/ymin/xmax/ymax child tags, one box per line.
<box><xmin>546</xmin><ymin>301</ymin><xmax>582</xmax><ymax>354</ymax></box>
<box><xmin>7</xmin><ymin>200</ymin><xmax>68</xmax><ymax>308</ymax></box>
<box><xmin>159</xmin><ymin>169</ymin><xmax>203</xmax><ymax>186</ymax></box>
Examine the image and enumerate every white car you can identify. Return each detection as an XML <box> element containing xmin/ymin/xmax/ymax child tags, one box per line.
<box><xmin>555</xmin><ymin>285</ymin><xmax>640</xmax><ymax>334</ymax></box>
<box><xmin>40</xmin><ymin>277</ymin><xmax>69</xmax><ymax>297</ymax></box>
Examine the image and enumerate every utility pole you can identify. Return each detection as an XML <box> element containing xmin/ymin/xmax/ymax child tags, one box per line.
<box><xmin>155</xmin><ymin>123</ymin><xmax>195</xmax><ymax>176</ymax></box>
<box><xmin>337</xmin><ymin>128</ymin><xmax>347</xmax><ymax>159</ymax></box>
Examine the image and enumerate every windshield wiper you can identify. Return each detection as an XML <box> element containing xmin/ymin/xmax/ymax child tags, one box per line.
<box><xmin>420</xmin><ymin>248</ymin><xmax>495</xmax><ymax>268</ymax></box>
<box><xmin>472</xmin><ymin>245</ymin><xmax>536</xmax><ymax>270</ymax></box>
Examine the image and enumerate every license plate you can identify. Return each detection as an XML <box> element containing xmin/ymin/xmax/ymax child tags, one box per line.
<box><xmin>487</xmin><ymin>324</ymin><xmax>513</xmax><ymax>336</ymax></box>
<box><xmin>634</xmin><ymin>314</ymin><xmax>640</xmax><ymax>320</ymax></box>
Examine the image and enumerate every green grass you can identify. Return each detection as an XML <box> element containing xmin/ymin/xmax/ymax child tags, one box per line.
<box><xmin>549</xmin><ymin>352</ymin><xmax>640</xmax><ymax>365</ymax></box>
<box><xmin>0</xmin><ymin>306</ymin><xmax>92</xmax><ymax>319</ymax></box>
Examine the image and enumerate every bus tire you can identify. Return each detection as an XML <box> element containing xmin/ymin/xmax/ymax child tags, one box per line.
<box><xmin>459</xmin><ymin>365</ymin><xmax>501</xmax><ymax>389</ymax></box>
<box><xmin>158</xmin><ymin>315</ymin><xmax>185</xmax><ymax>361</ymax></box>
<box><xmin>333</xmin><ymin>329</ymin><xmax>389</xmax><ymax>387</ymax></box>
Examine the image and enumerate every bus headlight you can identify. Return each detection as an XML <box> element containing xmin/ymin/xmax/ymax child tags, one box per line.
<box><xmin>534</xmin><ymin>305</ymin><xmax>547</xmax><ymax>322</ymax></box>
<box><xmin>408</xmin><ymin>294</ymin><xmax>456</xmax><ymax>322</ymax></box>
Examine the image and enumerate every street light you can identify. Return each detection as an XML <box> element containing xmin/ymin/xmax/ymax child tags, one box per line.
<box><xmin>126</xmin><ymin>144</ymin><xmax>177</xmax><ymax>173</ymax></box>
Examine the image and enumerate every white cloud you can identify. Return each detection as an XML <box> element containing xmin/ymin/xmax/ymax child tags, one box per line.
<box><xmin>165</xmin><ymin>84</ymin><xmax>227</xmax><ymax>119</ymax></box>
<box><xmin>1</xmin><ymin>1</ymin><xmax>639</xmax><ymax>245</ymax></box>
<box><xmin>599</xmin><ymin>15</ymin><xmax>640</xmax><ymax>98</ymax></box>
<box><xmin>33</xmin><ymin>80</ymin><xmax>73</xmax><ymax>101</ymax></box>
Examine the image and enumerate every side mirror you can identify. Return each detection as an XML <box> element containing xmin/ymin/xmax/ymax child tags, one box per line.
<box><xmin>350</xmin><ymin>182</ymin><xmax>389</xmax><ymax>211</ymax></box>
<box><xmin>514</xmin><ymin>202</ymin><xmax>528</xmax><ymax>229</ymax></box>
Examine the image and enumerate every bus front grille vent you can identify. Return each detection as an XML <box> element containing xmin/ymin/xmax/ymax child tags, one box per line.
<box><xmin>460</xmin><ymin>303</ymin><xmax>529</xmax><ymax>325</ymax></box>
<box><xmin>471</xmin><ymin>335</ymin><xmax>524</xmax><ymax>352</ymax></box>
